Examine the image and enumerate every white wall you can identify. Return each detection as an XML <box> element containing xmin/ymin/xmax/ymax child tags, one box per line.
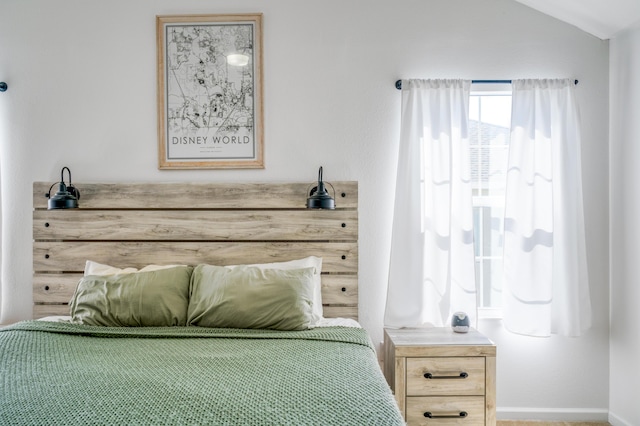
<box><xmin>0</xmin><ymin>0</ymin><xmax>610</xmax><ymax>419</ymax></box>
<box><xmin>609</xmin><ymin>23</ymin><xmax>640</xmax><ymax>426</ymax></box>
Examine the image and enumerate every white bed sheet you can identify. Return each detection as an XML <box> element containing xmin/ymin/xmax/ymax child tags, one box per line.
<box><xmin>37</xmin><ymin>315</ymin><xmax>362</xmax><ymax>328</ymax></box>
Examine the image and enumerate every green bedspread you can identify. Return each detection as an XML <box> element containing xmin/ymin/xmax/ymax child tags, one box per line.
<box><xmin>0</xmin><ymin>321</ymin><xmax>404</xmax><ymax>425</ymax></box>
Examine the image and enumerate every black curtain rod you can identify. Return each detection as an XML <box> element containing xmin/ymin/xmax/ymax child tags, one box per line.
<box><xmin>394</xmin><ymin>79</ymin><xmax>578</xmax><ymax>90</ymax></box>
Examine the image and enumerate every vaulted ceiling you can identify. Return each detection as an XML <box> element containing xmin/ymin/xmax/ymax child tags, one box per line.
<box><xmin>514</xmin><ymin>0</ymin><xmax>640</xmax><ymax>39</ymax></box>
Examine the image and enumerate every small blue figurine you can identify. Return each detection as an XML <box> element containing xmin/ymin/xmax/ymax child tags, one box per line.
<box><xmin>451</xmin><ymin>312</ymin><xmax>470</xmax><ymax>333</ymax></box>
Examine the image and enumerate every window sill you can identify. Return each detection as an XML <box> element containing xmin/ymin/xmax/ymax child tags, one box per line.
<box><xmin>477</xmin><ymin>308</ymin><xmax>503</xmax><ymax>320</ymax></box>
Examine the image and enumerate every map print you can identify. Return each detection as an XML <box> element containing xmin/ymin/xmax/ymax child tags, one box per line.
<box><xmin>165</xmin><ymin>22</ymin><xmax>256</xmax><ymax>160</ymax></box>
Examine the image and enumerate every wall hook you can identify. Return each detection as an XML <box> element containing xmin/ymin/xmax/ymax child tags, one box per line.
<box><xmin>0</xmin><ymin>82</ymin><xmax>7</xmax><ymax>92</ymax></box>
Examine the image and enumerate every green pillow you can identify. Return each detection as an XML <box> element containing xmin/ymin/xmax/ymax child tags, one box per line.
<box><xmin>70</xmin><ymin>266</ymin><xmax>193</xmax><ymax>327</ymax></box>
<box><xmin>187</xmin><ymin>264</ymin><xmax>316</xmax><ymax>331</ymax></box>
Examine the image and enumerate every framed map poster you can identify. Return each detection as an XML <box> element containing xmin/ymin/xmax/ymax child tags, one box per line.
<box><xmin>157</xmin><ymin>14</ymin><xmax>263</xmax><ymax>169</ymax></box>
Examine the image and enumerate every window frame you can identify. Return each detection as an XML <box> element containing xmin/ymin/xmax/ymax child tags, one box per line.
<box><xmin>469</xmin><ymin>83</ymin><xmax>512</xmax><ymax>319</ymax></box>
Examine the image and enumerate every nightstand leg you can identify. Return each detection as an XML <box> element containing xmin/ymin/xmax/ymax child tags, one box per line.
<box><xmin>394</xmin><ymin>357</ymin><xmax>406</xmax><ymax>418</ymax></box>
<box><xmin>486</xmin><ymin>354</ymin><xmax>497</xmax><ymax>425</ymax></box>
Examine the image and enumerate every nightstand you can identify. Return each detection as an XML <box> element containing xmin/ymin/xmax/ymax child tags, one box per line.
<box><xmin>384</xmin><ymin>327</ymin><xmax>496</xmax><ymax>425</ymax></box>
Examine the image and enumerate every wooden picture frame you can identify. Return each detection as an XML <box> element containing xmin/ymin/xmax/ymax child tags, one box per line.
<box><xmin>156</xmin><ymin>14</ymin><xmax>264</xmax><ymax>169</ymax></box>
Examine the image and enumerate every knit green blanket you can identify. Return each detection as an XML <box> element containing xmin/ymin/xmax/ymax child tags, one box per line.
<box><xmin>0</xmin><ymin>321</ymin><xmax>404</xmax><ymax>425</ymax></box>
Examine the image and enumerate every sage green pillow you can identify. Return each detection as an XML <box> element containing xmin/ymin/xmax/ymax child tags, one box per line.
<box><xmin>225</xmin><ymin>256</ymin><xmax>324</xmax><ymax>325</ymax></box>
<box><xmin>187</xmin><ymin>264</ymin><xmax>316</xmax><ymax>331</ymax></box>
<box><xmin>70</xmin><ymin>266</ymin><xmax>193</xmax><ymax>327</ymax></box>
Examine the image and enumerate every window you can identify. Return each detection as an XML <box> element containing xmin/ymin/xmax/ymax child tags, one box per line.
<box><xmin>468</xmin><ymin>84</ymin><xmax>512</xmax><ymax>309</ymax></box>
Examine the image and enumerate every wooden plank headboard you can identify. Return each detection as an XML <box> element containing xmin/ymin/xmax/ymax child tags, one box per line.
<box><xmin>32</xmin><ymin>181</ymin><xmax>358</xmax><ymax>320</ymax></box>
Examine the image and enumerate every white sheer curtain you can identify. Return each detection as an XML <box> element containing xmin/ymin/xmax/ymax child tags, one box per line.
<box><xmin>503</xmin><ymin>79</ymin><xmax>591</xmax><ymax>337</ymax></box>
<box><xmin>0</xmin><ymin>113</ymin><xmax>3</xmax><ymax>321</ymax></box>
<box><xmin>384</xmin><ymin>79</ymin><xmax>477</xmax><ymax>328</ymax></box>
<box><xmin>0</xmin><ymin>170</ymin><xmax>2</xmax><ymax>321</ymax></box>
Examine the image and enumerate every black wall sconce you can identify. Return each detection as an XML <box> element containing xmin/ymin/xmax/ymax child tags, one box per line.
<box><xmin>0</xmin><ymin>82</ymin><xmax>7</xmax><ymax>92</ymax></box>
<box><xmin>306</xmin><ymin>166</ymin><xmax>335</xmax><ymax>209</ymax></box>
<box><xmin>47</xmin><ymin>167</ymin><xmax>80</xmax><ymax>209</ymax></box>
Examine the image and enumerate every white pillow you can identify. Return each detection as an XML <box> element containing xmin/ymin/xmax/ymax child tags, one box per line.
<box><xmin>139</xmin><ymin>264</ymin><xmax>185</xmax><ymax>272</ymax></box>
<box><xmin>37</xmin><ymin>315</ymin><xmax>72</xmax><ymax>322</ymax></box>
<box><xmin>226</xmin><ymin>256</ymin><xmax>324</xmax><ymax>324</ymax></box>
<box><xmin>84</xmin><ymin>261</ymin><xmax>138</xmax><ymax>276</ymax></box>
<box><xmin>84</xmin><ymin>260</ymin><xmax>183</xmax><ymax>276</ymax></box>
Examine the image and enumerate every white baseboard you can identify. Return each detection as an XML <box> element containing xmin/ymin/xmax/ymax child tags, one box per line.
<box><xmin>497</xmin><ymin>407</ymin><xmax>609</xmax><ymax>422</ymax></box>
<box><xmin>608</xmin><ymin>411</ymin><xmax>634</xmax><ymax>426</ymax></box>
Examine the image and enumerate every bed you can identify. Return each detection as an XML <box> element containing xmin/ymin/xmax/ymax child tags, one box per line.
<box><xmin>0</xmin><ymin>181</ymin><xmax>404</xmax><ymax>425</ymax></box>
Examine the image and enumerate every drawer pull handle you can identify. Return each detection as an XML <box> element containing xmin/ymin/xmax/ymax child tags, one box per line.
<box><xmin>424</xmin><ymin>372</ymin><xmax>468</xmax><ymax>379</ymax></box>
<box><xmin>424</xmin><ymin>411</ymin><xmax>468</xmax><ymax>419</ymax></box>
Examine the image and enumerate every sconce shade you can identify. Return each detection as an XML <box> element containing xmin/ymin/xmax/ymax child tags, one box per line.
<box><xmin>306</xmin><ymin>166</ymin><xmax>335</xmax><ymax>210</ymax></box>
<box><xmin>48</xmin><ymin>183</ymin><xmax>79</xmax><ymax>209</ymax></box>
<box><xmin>47</xmin><ymin>166</ymin><xmax>80</xmax><ymax>209</ymax></box>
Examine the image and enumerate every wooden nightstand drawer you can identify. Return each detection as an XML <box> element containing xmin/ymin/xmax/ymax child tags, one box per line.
<box><xmin>407</xmin><ymin>357</ymin><xmax>485</xmax><ymax>396</ymax></box>
<box><xmin>406</xmin><ymin>396</ymin><xmax>485</xmax><ymax>425</ymax></box>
